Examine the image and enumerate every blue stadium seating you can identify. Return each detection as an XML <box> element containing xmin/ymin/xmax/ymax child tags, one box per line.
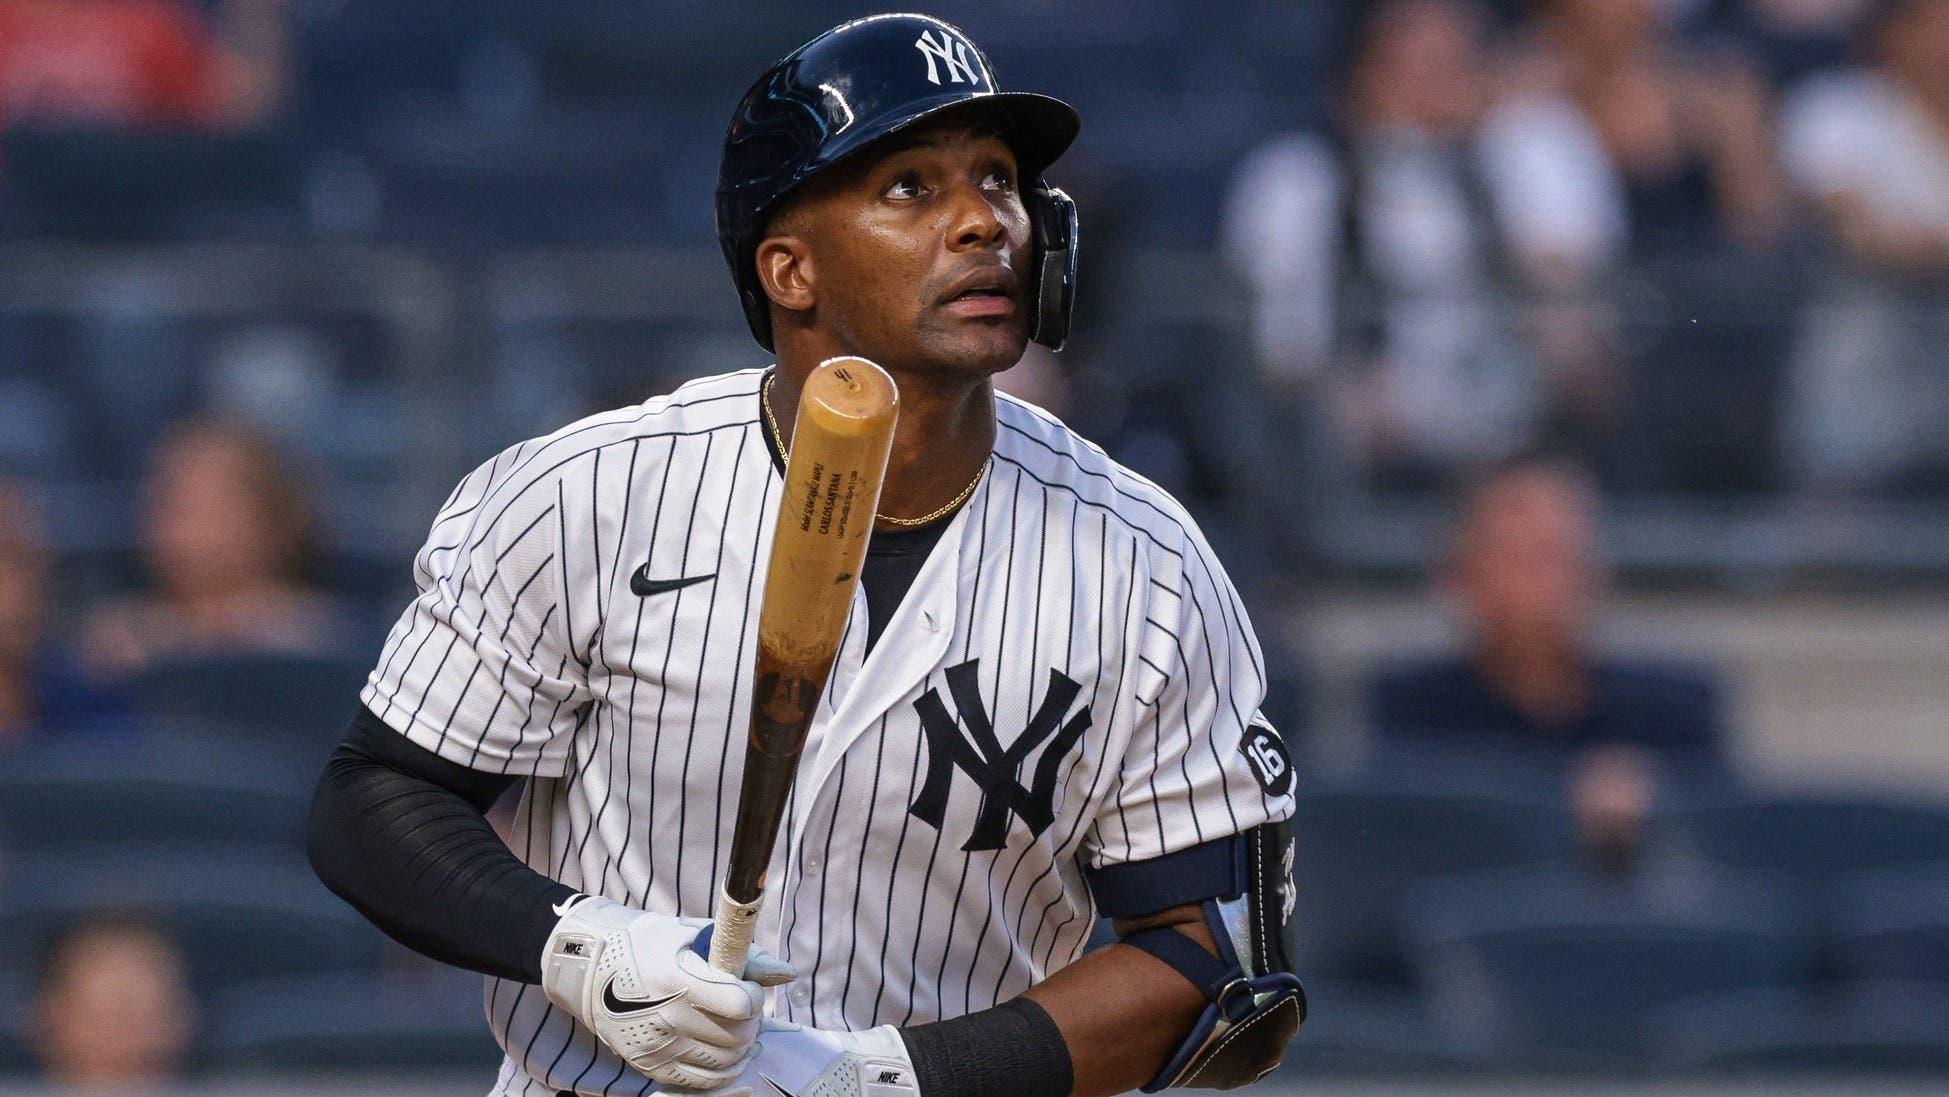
<box><xmin>0</xmin><ymin>844</ymin><xmax>385</xmax><ymax>994</ymax></box>
<box><xmin>208</xmin><ymin>970</ymin><xmax>501</xmax><ymax>1073</ymax></box>
<box><xmin>1278</xmin><ymin>978</ymin><xmax>1468</xmax><ymax>1076</ymax></box>
<box><xmin>355</xmin><ymin>106</ymin><xmax>675</xmax><ymax>246</ymax></box>
<box><xmin>1819</xmin><ymin>981</ymin><xmax>1949</xmax><ymax>1071</ymax></box>
<box><xmin>128</xmin><ymin>651</ymin><xmax>373</xmax><ymax>752</ymax></box>
<box><xmin>1648</xmin><ymin>792</ymin><xmax>1949</xmax><ymax>899</ymax></box>
<box><xmin>1655</xmin><ymin>981</ymin><xmax>1949</xmax><ymax>1074</ymax></box>
<box><xmin>292</xmin><ymin>0</ymin><xmax>510</xmax><ymax>137</ymax></box>
<box><xmin>0</xmin><ymin>131</ymin><xmax>304</xmax><ymax>242</ymax></box>
<box><xmin>1835</xmin><ymin>862</ymin><xmax>1949</xmax><ymax>984</ymax></box>
<box><xmin>1287</xmin><ymin>774</ymin><xmax>1575</xmax><ymax>983</ymax></box>
<box><xmin>1406</xmin><ymin>867</ymin><xmax>1810</xmax><ymax>1067</ymax></box>
<box><xmin>0</xmin><ymin>732</ymin><xmax>315</xmax><ymax>848</ymax></box>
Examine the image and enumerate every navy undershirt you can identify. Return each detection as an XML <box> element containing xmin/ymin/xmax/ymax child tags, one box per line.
<box><xmin>861</xmin><ymin>520</ymin><xmax>952</xmax><ymax>651</ymax></box>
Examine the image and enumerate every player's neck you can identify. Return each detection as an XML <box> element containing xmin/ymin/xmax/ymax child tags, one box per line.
<box><xmin>768</xmin><ymin>359</ymin><xmax>995</xmax><ymax>529</ymax></box>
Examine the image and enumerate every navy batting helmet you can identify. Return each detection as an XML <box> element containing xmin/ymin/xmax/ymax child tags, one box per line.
<box><xmin>716</xmin><ymin>13</ymin><xmax>1082</xmax><ymax>352</ymax></box>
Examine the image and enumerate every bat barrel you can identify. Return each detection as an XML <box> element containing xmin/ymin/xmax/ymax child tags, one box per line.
<box><xmin>712</xmin><ymin>357</ymin><xmax>897</xmax><ymax>969</ymax></box>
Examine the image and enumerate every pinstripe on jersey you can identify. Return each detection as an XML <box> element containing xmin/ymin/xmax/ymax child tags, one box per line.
<box><xmin>361</xmin><ymin>368</ymin><xmax>1295</xmax><ymax>1096</ymax></box>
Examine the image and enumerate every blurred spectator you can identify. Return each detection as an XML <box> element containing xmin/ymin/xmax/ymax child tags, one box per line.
<box><xmin>0</xmin><ymin>479</ymin><xmax>121</xmax><ymax>747</ymax></box>
<box><xmin>1781</xmin><ymin>0</ymin><xmax>1949</xmax><ymax>275</ymax></box>
<box><xmin>0</xmin><ymin>0</ymin><xmax>289</xmax><ymax>131</ymax></box>
<box><xmin>30</xmin><ymin>914</ymin><xmax>198</xmax><ymax>1092</ymax></box>
<box><xmin>1521</xmin><ymin>0</ymin><xmax>1789</xmax><ymax>255</ymax></box>
<box><xmin>83</xmin><ymin>419</ymin><xmax>346</xmax><ymax>677</ymax></box>
<box><xmin>1778</xmin><ymin>0</ymin><xmax>1949</xmax><ymax>490</ymax></box>
<box><xmin>1369</xmin><ymin>455</ymin><xmax>1729</xmax><ymax>874</ymax></box>
<box><xmin>1222</xmin><ymin>0</ymin><xmax>1620</xmax><ymax>482</ymax></box>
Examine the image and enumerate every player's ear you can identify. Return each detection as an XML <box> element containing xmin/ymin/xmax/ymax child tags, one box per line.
<box><xmin>754</xmin><ymin>234</ymin><xmax>817</xmax><ymax>315</ymax></box>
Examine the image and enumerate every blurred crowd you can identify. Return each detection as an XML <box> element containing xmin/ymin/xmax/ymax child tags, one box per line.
<box><xmin>0</xmin><ymin>416</ymin><xmax>390</xmax><ymax>1090</ymax></box>
<box><xmin>0</xmin><ymin>0</ymin><xmax>286</xmax><ymax>132</ymax></box>
<box><xmin>0</xmin><ymin>0</ymin><xmax>1946</xmax><ymax>1089</ymax></box>
<box><xmin>0</xmin><ymin>418</ymin><xmax>342</xmax><ymax>750</ymax></box>
<box><xmin>1224</xmin><ymin>0</ymin><xmax>1949</xmax><ymax>497</ymax></box>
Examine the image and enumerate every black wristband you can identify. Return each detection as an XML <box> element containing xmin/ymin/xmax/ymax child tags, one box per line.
<box><xmin>898</xmin><ymin>997</ymin><xmax>1073</xmax><ymax>1097</ymax></box>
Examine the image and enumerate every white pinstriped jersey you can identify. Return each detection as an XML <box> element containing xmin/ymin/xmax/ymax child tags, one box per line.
<box><xmin>361</xmin><ymin>367</ymin><xmax>1295</xmax><ymax>1096</ymax></box>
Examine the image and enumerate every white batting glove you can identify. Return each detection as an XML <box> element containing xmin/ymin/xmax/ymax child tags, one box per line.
<box><xmin>671</xmin><ymin>1019</ymin><xmax>921</xmax><ymax>1097</ymax></box>
<box><xmin>540</xmin><ymin>894</ymin><xmax>796</xmax><ymax>1089</ymax></box>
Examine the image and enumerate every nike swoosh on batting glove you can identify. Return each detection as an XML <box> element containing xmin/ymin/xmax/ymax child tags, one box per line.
<box><xmin>540</xmin><ymin>894</ymin><xmax>796</xmax><ymax>1089</ymax></box>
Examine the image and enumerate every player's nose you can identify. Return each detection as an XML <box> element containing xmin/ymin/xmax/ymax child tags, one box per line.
<box><xmin>945</xmin><ymin>180</ymin><xmax>1008</xmax><ymax>253</ymax></box>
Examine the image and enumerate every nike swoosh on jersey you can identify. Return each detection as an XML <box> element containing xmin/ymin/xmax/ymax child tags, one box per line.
<box><xmin>551</xmin><ymin>893</ymin><xmax>586</xmax><ymax>917</ymax></box>
<box><xmin>602</xmin><ymin>979</ymin><xmax>683</xmax><ymax>1016</ymax></box>
<box><xmin>762</xmin><ymin>1077</ymin><xmax>799</xmax><ymax>1097</ymax></box>
<box><xmin>630</xmin><ymin>567</ymin><xmax>716</xmax><ymax>597</ymax></box>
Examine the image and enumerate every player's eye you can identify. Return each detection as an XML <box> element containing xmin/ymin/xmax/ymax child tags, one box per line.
<box><xmin>885</xmin><ymin>174</ymin><xmax>924</xmax><ymax>201</ymax></box>
<box><xmin>980</xmin><ymin>167</ymin><xmax>1015</xmax><ymax>192</ymax></box>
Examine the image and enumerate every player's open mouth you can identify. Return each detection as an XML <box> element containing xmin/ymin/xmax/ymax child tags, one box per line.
<box><xmin>940</xmin><ymin>267</ymin><xmax>1019</xmax><ymax>318</ymax></box>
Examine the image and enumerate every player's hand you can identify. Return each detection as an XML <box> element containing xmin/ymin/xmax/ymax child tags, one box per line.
<box><xmin>667</xmin><ymin>1019</ymin><xmax>920</xmax><ymax>1097</ymax></box>
<box><xmin>540</xmin><ymin>895</ymin><xmax>796</xmax><ymax>1089</ymax></box>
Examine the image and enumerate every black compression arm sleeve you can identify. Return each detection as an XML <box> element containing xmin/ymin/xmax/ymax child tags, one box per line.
<box><xmin>306</xmin><ymin>706</ymin><xmax>577</xmax><ymax>983</ymax></box>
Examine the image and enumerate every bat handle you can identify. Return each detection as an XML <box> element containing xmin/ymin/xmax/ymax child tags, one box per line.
<box><xmin>708</xmin><ymin>888</ymin><xmax>763</xmax><ymax>975</ymax></box>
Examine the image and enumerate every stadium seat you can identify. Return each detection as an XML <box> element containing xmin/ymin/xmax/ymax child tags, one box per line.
<box><xmin>0</xmin><ymin>844</ymin><xmax>385</xmax><ymax>994</ymax></box>
<box><xmin>291</xmin><ymin>0</ymin><xmax>495</xmax><ymax>137</ymax></box>
<box><xmin>128</xmin><ymin>650</ymin><xmax>372</xmax><ymax>750</ymax></box>
<box><xmin>0</xmin><ymin>732</ymin><xmax>314</xmax><ymax>848</ymax></box>
<box><xmin>1279</xmin><ymin>978</ymin><xmax>1468</xmax><ymax>1076</ymax></box>
<box><xmin>1655</xmin><ymin>981</ymin><xmax>1949</xmax><ymax>1074</ymax></box>
<box><xmin>208</xmin><ymin>970</ymin><xmax>501</xmax><ymax>1074</ymax></box>
<box><xmin>0</xmin><ymin>130</ymin><xmax>303</xmax><ymax>241</ymax></box>
<box><xmin>1288</xmin><ymin>776</ymin><xmax>1575</xmax><ymax>983</ymax></box>
<box><xmin>357</xmin><ymin>104</ymin><xmax>675</xmax><ymax>246</ymax></box>
<box><xmin>1647</xmin><ymin>792</ymin><xmax>1949</xmax><ymax>900</ymax></box>
<box><xmin>1835</xmin><ymin>862</ymin><xmax>1949</xmax><ymax>984</ymax></box>
<box><xmin>1406</xmin><ymin>867</ymin><xmax>1810</xmax><ymax>1067</ymax></box>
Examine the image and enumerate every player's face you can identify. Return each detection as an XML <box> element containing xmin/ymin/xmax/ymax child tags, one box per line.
<box><xmin>800</xmin><ymin>115</ymin><xmax>1033</xmax><ymax>374</ymax></box>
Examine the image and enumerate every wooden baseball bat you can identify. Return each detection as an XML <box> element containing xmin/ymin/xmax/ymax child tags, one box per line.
<box><xmin>709</xmin><ymin>356</ymin><xmax>898</xmax><ymax>975</ymax></box>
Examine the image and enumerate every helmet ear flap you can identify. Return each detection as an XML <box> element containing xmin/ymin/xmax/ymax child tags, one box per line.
<box><xmin>1025</xmin><ymin>181</ymin><xmax>1078</xmax><ymax>351</ymax></box>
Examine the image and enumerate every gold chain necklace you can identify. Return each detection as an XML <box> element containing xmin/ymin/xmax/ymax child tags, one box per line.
<box><xmin>763</xmin><ymin>372</ymin><xmax>986</xmax><ymax>528</ymax></box>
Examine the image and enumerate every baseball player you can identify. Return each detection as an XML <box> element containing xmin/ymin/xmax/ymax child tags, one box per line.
<box><xmin>309</xmin><ymin>14</ymin><xmax>1304</xmax><ymax>1097</ymax></box>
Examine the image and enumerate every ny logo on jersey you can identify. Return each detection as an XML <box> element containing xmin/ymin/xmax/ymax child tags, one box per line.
<box><xmin>914</xmin><ymin>28</ymin><xmax>980</xmax><ymax>87</ymax></box>
<box><xmin>910</xmin><ymin>660</ymin><xmax>1091</xmax><ymax>852</ymax></box>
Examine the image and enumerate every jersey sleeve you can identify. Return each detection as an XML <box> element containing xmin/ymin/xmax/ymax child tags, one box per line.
<box><xmin>1084</xmin><ymin>530</ymin><xmax>1297</xmax><ymax>880</ymax></box>
<box><xmin>360</xmin><ymin>445</ymin><xmax>593</xmax><ymax>777</ymax></box>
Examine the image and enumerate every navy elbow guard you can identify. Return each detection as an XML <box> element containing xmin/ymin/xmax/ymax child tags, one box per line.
<box><xmin>1094</xmin><ymin>823</ymin><xmax>1306</xmax><ymax>1090</ymax></box>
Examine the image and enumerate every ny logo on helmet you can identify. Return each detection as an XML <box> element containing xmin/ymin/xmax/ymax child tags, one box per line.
<box><xmin>914</xmin><ymin>29</ymin><xmax>980</xmax><ymax>87</ymax></box>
